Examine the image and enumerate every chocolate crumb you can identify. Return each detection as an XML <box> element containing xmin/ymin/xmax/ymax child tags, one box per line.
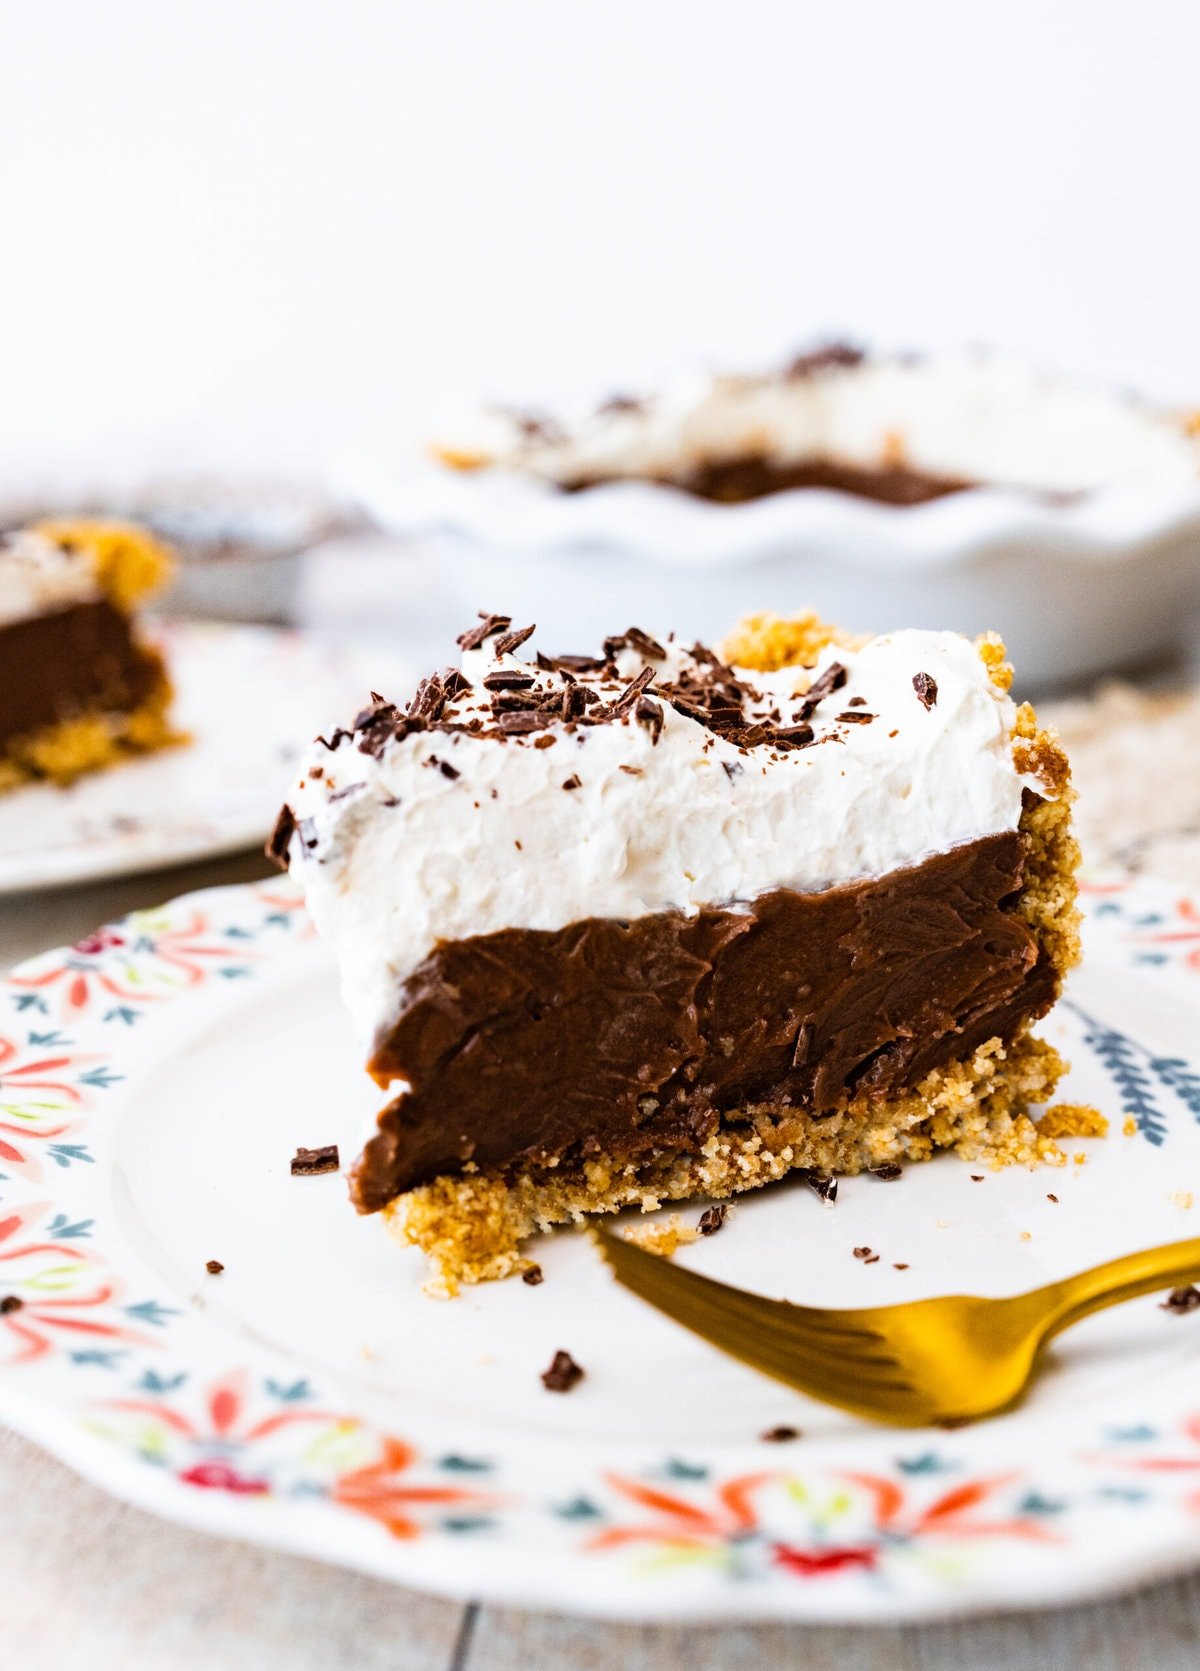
<box><xmin>541</xmin><ymin>1349</ymin><xmax>585</xmax><ymax>1392</ymax></box>
<box><xmin>265</xmin><ymin>803</ymin><xmax>296</xmax><ymax>869</ymax></box>
<box><xmin>522</xmin><ymin>1264</ymin><xmax>544</xmax><ymax>1287</ymax></box>
<box><xmin>619</xmin><ymin>764</ymin><xmax>643</xmax><ymax>776</ymax></box>
<box><xmin>893</xmin><ymin>1262</ymin><xmax>909</xmax><ymax>1270</ymax></box>
<box><xmin>970</xmin><ymin>1174</ymin><xmax>985</xmax><ymax>1182</ymax></box>
<box><xmin>698</xmin><ymin>1204</ymin><xmax>727</xmax><ymax>1237</ymax></box>
<box><xmin>205</xmin><ymin>1260</ymin><xmax>224</xmax><ymax>1275</ymax></box>
<box><xmin>836</xmin><ymin>710</ymin><xmax>876</xmax><ymax>724</ymax></box>
<box><xmin>1047</xmin><ymin>1193</ymin><xmax>1059</xmax><ymax>1203</ymax></box>
<box><xmin>483</xmin><ymin>670</ymin><xmax>535</xmax><ymax>692</ymax></box>
<box><xmin>913</xmin><ymin>672</ymin><xmax>938</xmax><ymax>710</ymax></box>
<box><xmin>848</xmin><ymin>695</ymin><xmax>867</xmax><ymax>707</ymax></box>
<box><xmin>864</xmin><ymin>1253</ymin><xmax>881</xmax><ymax>1265</ymax></box>
<box><xmin>871</xmin><ymin>1164</ymin><xmax>903</xmax><ymax>1181</ymax></box>
<box><xmin>291</xmin><ymin>1144</ymin><xmax>340</xmax><ymax>1176</ymax></box>
<box><xmin>760</xmin><ymin>1425</ymin><xmax>801</xmax><ymax>1442</ymax></box>
<box><xmin>0</xmin><ymin>1295</ymin><xmax>23</xmax><ymax>1314</ymax></box>
<box><xmin>853</xmin><ymin>1246</ymin><xmax>873</xmax><ymax>1260</ymax></box>
<box><xmin>438</xmin><ymin>760</ymin><xmax>460</xmax><ymax>780</ymax></box>
<box><xmin>562</xmin><ymin>774</ymin><xmax>582</xmax><ymax>790</ymax></box>
<box><xmin>1161</xmin><ymin>1286</ymin><xmax>1200</xmax><ymax>1314</ymax></box>
<box><xmin>533</xmin><ymin>734</ymin><xmax>557</xmax><ymax>749</ymax></box>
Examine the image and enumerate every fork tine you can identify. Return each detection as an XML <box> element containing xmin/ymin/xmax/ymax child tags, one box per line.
<box><xmin>592</xmin><ymin>1228</ymin><xmax>914</xmax><ymax>1399</ymax></box>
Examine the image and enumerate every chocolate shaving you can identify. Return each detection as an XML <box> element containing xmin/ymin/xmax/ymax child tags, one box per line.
<box><xmin>522</xmin><ymin>1264</ymin><xmax>544</xmax><ymax>1286</ymax></box>
<box><xmin>541</xmin><ymin>1349</ymin><xmax>584</xmax><ymax>1392</ymax></box>
<box><xmin>605</xmin><ymin>666</ymin><xmax>656</xmax><ymax>717</ymax></box>
<box><xmin>497</xmin><ymin>710</ymin><xmax>551</xmax><ymax>735</ymax></box>
<box><xmin>0</xmin><ymin>1295</ymin><xmax>23</xmax><ymax>1314</ymax></box>
<box><xmin>797</xmin><ymin>663</ymin><xmax>847</xmax><ymax>720</ymax></box>
<box><xmin>483</xmin><ymin>670</ymin><xmax>535</xmax><ymax>691</ymax></box>
<box><xmin>773</xmin><ymin>724</ymin><xmax>814</xmax><ymax>748</ymax></box>
<box><xmin>913</xmin><ymin>672</ymin><xmax>938</xmax><ymax>710</ymax></box>
<box><xmin>625</xmin><ymin>626</ymin><xmax>666</xmax><ymax>660</ymax></box>
<box><xmin>458</xmin><ymin>613</ymin><xmax>511</xmax><ymax>652</ymax></box>
<box><xmin>760</xmin><ymin>1424</ymin><xmax>802</xmax><ymax>1442</ymax></box>
<box><xmin>205</xmin><ymin>1259</ymin><xmax>224</xmax><ymax>1275</ymax></box>
<box><xmin>871</xmin><ymin>1164</ymin><xmax>903</xmax><ymax>1180</ymax></box>
<box><xmin>493</xmin><ymin>623</ymin><xmax>536</xmax><ymax>657</ymax></box>
<box><xmin>853</xmin><ymin>1245</ymin><xmax>873</xmax><ymax>1260</ymax></box>
<box><xmin>315</xmin><ymin>727</ymin><xmax>351</xmax><ymax>751</ymax></box>
<box><xmin>265</xmin><ymin>803</ymin><xmax>296</xmax><ymax>869</ymax></box>
<box><xmin>797</xmin><ymin>1168</ymin><xmax>837</xmax><ymax>1203</ymax></box>
<box><xmin>1161</xmin><ymin>1285</ymin><xmax>1200</xmax><ymax>1314</ymax></box>
<box><xmin>836</xmin><ymin>711</ymin><xmax>875</xmax><ymax>724</ymax></box>
<box><xmin>290</xmin><ymin>1144</ymin><xmax>340</xmax><ymax>1176</ymax></box>
<box><xmin>437</xmin><ymin>760</ymin><xmax>460</xmax><ymax>780</ymax></box>
<box><xmin>635</xmin><ymin>695</ymin><xmax>664</xmax><ymax>742</ymax></box>
<box><xmin>562</xmin><ymin>774</ymin><xmax>581</xmax><ymax>790</ymax></box>
<box><xmin>698</xmin><ymin>1204</ymin><xmax>727</xmax><ymax>1236</ymax></box>
<box><xmin>539</xmin><ymin>652</ymin><xmax>608</xmax><ymax>674</ymax></box>
<box><xmin>561</xmin><ymin>682</ymin><xmax>589</xmax><ymax>721</ymax></box>
<box><xmin>785</xmin><ymin>342</ymin><xmax>864</xmax><ymax>379</ymax></box>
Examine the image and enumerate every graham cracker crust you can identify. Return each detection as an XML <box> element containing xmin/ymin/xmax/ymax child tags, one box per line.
<box><xmin>381</xmin><ymin>613</ymin><xmax>1084</xmax><ymax>1293</ymax></box>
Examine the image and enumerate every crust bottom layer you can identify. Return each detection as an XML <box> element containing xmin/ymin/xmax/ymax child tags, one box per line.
<box><xmin>386</xmin><ymin>1031</ymin><xmax>1069</xmax><ymax>1293</ymax></box>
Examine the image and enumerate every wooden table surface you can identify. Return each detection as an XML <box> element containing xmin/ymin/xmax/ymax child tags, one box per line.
<box><xmin>5</xmin><ymin>679</ymin><xmax>1200</xmax><ymax>1669</ymax></box>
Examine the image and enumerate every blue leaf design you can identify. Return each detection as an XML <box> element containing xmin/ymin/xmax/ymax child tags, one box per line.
<box><xmin>1067</xmin><ymin>1004</ymin><xmax>1168</xmax><ymax>1144</ymax></box>
<box><xmin>1095</xmin><ymin>1485</ymin><xmax>1150</xmax><ymax>1503</ymax></box>
<box><xmin>47</xmin><ymin>1144</ymin><xmax>94</xmax><ymax>1168</ymax></box>
<box><xmin>896</xmin><ymin>1451</ymin><xmax>958</xmax><ymax>1475</ymax></box>
<box><xmin>1150</xmin><ymin>1057</ymin><xmax>1200</xmax><ymax>1119</ymax></box>
<box><xmin>659</xmin><ymin>1457</ymin><xmax>709</xmax><ymax>1481</ymax></box>
<box><xmin>103</xmin><ymin>1006</ymin><xmax>142</xmax><ymax>1027</ymax></box>
<box><xmin>437</xmin><ymin>1454</ymin><xmax>494</xmax><ymax>1474</ymax></box>
<box><xmin>124</xmin><ymin>1299</ymin><xmax>180</xmax><ymax>1327</ymax></box>
<box><xmin>265</xmin><ymin>1377</ymin><xmax>312</xmax><ymax>1403</ymax></box>
<box><xmin>27</xmin><ymin>1029</ymin><xmax>71</xmax><ymax>1048</ymax></box>
<box><xmin>1016</xmin><ymin>1491</ymin><xmax>1066</xmax><ymax>1515</ymax></box>
<box><xmin>137</xmin><ymin>1369</ymin><xmax>188</xmax><ymax>1393</ymax></box>
<box><xmin>45</xmin><ymin>1213</ymin><xmax>93</xmax><ymax>1239</ymax></box>
<box><xmin>440</xmin><ymin>1517</ymin><xmax>496</xmax><ymax>1535</ymax></box>
<box><xmin>554</xmin><ymin>1497</ymin><xmax>603</xmax><ymax>1520</ymax></box>
<box><xmin>69</xmin><ymin>1349</ymin><xmax>125</xmax><ymax>1368</ymax></box>
<box><xmin>80</xmin><ymin>1067</ymin><xmax>123</xmax><ymax>1090</ymax></box>
<box><xmin>12</xmin><ymin>994</ymin><xmax>47</xmax><ymax>1014</ymax></box>
<box><xmin>1104</xmin><ymin>1424</ymin><xmax>1159</xmax><ymax>1444</ymax></box>
<box><xmin>218</xmin><ymin>967</ymin><xmax>252</xmax><ymax>981</ymax></box>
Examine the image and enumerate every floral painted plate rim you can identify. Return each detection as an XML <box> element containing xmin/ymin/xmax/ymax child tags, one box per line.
<box><xmin>2</xmin><ymin>871</ymin><xmax>1200</xmax><ymax>1624</ymax></box>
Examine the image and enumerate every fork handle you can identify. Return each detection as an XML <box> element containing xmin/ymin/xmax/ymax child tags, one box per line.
<box><xmin>1038</xmin><ymin>1235</ymin><xmax>1200</xmax><ymax>1339</ymax></box>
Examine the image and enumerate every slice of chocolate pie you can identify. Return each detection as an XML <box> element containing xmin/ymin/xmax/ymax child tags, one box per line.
<box><xmin>0</xmin><ymin>520</ymin><xmax>178</xmax><ymax>791</ymax></box>
<box><xmin>273</xmin><ymin>611</ymin><xmax>1080</xmax><ymax>1290</ymax></box>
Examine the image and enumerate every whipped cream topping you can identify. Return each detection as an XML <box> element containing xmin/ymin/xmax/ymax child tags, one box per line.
<box><xmin>281</xmin><ymin>620</ymin><xmax>1048</xmax><ymax>1053</ymax></box>
<box><xmin>0</xmin><ymin>528</ymin><xmax>101</xmax><ymax>628</ymax></box>
<box><xmin>434</xmin><ymin>351</ymin><xmax>1200</xmax><ymax>496</ymax></box>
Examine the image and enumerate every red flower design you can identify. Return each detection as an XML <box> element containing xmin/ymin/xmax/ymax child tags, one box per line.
<box><xmin>0</xmin><ymin>1201</ymin><xmax>150</xmax><ymax>1366</ymax></box>
<box><xmin>179</xmin><ymin>1461</ymin><xmax>270</xmax><ymax>1495</ymax></box>
<box><xmin>773</xmin><ymin>1543</ymin><xmax>878</xmax><ymax>1576</ymax></box>
<box><xmin>333</xmin><ymin>1437</ymin><xmax>495</xmax><ymax>1540</ymax></box>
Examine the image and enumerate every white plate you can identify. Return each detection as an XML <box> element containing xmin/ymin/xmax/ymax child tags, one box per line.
<box><xmin>1</xmin><ymin>872</ymin><xmax>1200</xmax><ymax>1622</ymax></box>
<box><xmin>350</xmin><ymin>459</ymin><xmax>1200</xmax><ymax>688</ymax></box>
<box><xmin>0</xmin><ymin>621</ymin><xmax>410</xmax><ymax>894</ymax></box>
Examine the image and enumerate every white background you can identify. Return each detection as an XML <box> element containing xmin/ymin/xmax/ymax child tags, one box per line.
<box><xmin>2</xmin><ymin>0</ymin><xmax>1198</xmax><ymax>479</ymax></box>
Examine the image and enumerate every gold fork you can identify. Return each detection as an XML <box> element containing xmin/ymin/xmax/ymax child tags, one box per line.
<box><xmin>592</xmin><ymin>1225</ymin><xmax>1200</xmax><ymax>1427</ymax></box>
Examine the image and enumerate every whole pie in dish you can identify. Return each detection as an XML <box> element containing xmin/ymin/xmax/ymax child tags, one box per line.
<box><xmin>271</xmin><ymin>610</ymin><xmax>1080</xmax><ymax>1290</ymax></box>
<box><xmin>0</xmin><ymin>520</ymin><xmax>179</xmax><ymax>792</ymax></box>
<box><xmin>430</xmin><ymin>346</ymin><xmax>1200</xmax><ymax>505</ymax></box>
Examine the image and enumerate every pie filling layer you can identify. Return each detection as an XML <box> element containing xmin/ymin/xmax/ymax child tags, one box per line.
<box><xmin>352</xmin><ymin>828</ymin><xmax>1056</xmax><ymax>1212</ymax></box>
<box><xmin>561</xmin><ymin>453</ymin><xmax>972</xmax><ymax>506</ymax></box>
<box><xmin>0</xmin><ymin>598</ymin><xmax>160</xmax><ymax>749</ymax></box>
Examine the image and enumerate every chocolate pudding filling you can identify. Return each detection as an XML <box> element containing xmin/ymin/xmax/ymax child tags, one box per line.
<box><xmin>561</xmin><ymin>455</ymin><xmax>973</xmax><ymax>506</ymax></box>
<box><xmin>0</xmin><ymin>599</ymin><xmax>160</xmax><ymax>748</ymax></box>
<box><xmin>352</xmin><ymin>828</ymin><xmax>1056</xmax><ymax>1212</ymax></box>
